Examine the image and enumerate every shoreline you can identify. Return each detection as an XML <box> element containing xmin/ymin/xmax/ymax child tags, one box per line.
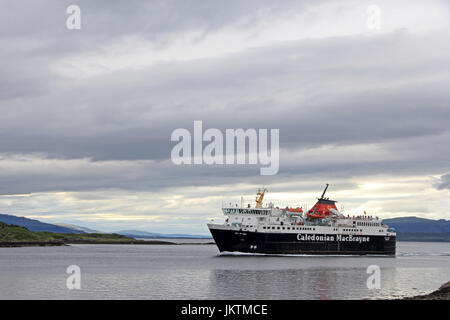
<box><xmin>1</xmin><ymin>239</ymin><xmax>447</xmax><ymax>248</ymax></box>
<box><xmin>0</xmin><ymin>240</ymin><xmax>175</xmax><ymax>247</ymax></box>
<box><xmin>0</xmin><ymin>240</ymin><xmax>216</xmax><ymax>247</ymax></box>
<box><xmin>0</xmin><ymin>241</ymin><xmax>67</xmax><ymax>247</ymax></box>
<box><xmin>401</xmin><ymin>281</ymin><xmax>450</xmax><ymax>300</ymax></box>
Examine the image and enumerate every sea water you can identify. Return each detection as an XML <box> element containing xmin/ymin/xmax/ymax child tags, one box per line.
<box><xmin>0</xmin><ymin>241</ymin><xmax>448</xmax><ymax>299</ymax></box>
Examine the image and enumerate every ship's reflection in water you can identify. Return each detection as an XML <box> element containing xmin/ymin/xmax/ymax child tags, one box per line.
<box><xmin>209</xmin><ymin>246</ymin><xmax>450</xmax><ymax>299</ymax></box>
<box><xmin>210</xmin><ymin>267</ymin><xmax>368</xmax><ymax>300</ymax></box>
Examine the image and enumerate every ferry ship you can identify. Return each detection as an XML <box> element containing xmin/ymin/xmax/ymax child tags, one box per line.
<box><xmin>207</xmin><ymin>185</ymin><xmax>396</xmax><ymax>255</ymax></box>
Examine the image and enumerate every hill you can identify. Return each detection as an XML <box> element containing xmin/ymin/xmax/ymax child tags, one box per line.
<box><xmin>53</xmin><ymin>223</ymin><xmax>100</xmax><ymax>233</ymax></box>
<box><xmin>0</xmin><ymin>214</ymin><xmax>83</xmax><ymax>234</ymax></box>
<box><xmin>382</xmin><ymin>217</ymin><xmax>450</xmax><ymax>242</ymax></box>
<box><xmin>0</xmin><ymin>222</ymin><xmax>174</xmax><ymax>247</ymax></box>
<box><xmin>382</xmin><ymin>216</ymin><xmax>450</xmax><ymax>233</ymax></box>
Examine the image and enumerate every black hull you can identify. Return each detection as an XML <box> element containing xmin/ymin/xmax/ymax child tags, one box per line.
<box><xmin>209</xmin><ymin>228</ymin><xmax>396</xmax><ymax>256</ymax></box>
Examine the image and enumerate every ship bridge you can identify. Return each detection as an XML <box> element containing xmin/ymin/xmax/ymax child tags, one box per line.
<box><xmin>222</xmin><ymin>207</ymin><xmax>271</xmax><ymax>215</ymax></box>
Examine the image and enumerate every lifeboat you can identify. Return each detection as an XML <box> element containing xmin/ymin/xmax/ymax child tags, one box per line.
<box><xmin>307</xmin><ymin>211</ymin><xmax>326</xmax><ymax>219</ymax></box>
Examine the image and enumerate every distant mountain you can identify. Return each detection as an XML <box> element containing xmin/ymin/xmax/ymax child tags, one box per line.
<box><xmin>394</xmin><ymin>232</ymin><xmax>450</xmax><ymax>242</ymax></box>
<box><xmin>382</xmin><ymin>216</ymin><xmax>450</xmax><ymax>233</ymax></box>
<box><xmin>116</xmin><ymin>230</ymin><xmax>212</xmax><ymax>239</ymax></box>
<box><xmin>382</xmin><ymin>217</ymin><xmax>450</xmax><ymax>242</ymax></box>
<box><xmin>53</xmin><ymin>223</ymin><xmax>100</xmax><ymax>233</ymax></box>
<box><xmin>0</xmin><ymin>214</ymin><xmax>83</xmax><ymax>234</ymax></box>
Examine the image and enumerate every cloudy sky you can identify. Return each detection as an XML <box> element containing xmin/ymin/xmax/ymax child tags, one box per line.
<box><xmin>1</xmin><ymin>0</ymin><xmax>449</xmax><ymax>234</ymax></box>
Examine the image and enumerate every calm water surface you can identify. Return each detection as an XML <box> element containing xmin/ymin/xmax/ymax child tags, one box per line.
<box><xmin>0</xmin><ymin>241</ymin><xmax>449</xmax><ymax>299</ymax></box>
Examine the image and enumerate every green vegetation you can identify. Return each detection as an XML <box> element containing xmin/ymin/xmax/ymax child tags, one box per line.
<box><xmin>0</xmin><ymin>222</ymin><xmax>174</xmax><ymax>246</ymax></box>
<box><xmin>0</xmin><ymin>222</ymin><xmax>55</xmax><ymax>242</ymax></box>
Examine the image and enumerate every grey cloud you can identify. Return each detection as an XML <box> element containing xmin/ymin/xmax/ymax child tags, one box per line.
<box><xmin>0</xmin><ymin>0</ymin><xmax>320</xmax><ymax>46</ymax></box>
<box><xmin>0</xmin><ymin>1</ymin><xmax>450</xmax><ymax>197</ymax></box>
<box><xmin>0</xmin><ymin>0</ymin><xmax>319</xmax><ymax>101</ymax></box>
<box><xmin>436</xmin><ymin>174</ymin><xmax>450</xmax><ymax>190</ymax></box>
<box><xmin>1</xmin><ymin>32</ymin><xmax>450</xmax><ymax>163</ymax></box>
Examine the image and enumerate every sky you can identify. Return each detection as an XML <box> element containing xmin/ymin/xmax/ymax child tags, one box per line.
<box><xmin>1</xmin><ymin>0</ymin><xmax>449</xmax><ymax>234</ymax></box>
